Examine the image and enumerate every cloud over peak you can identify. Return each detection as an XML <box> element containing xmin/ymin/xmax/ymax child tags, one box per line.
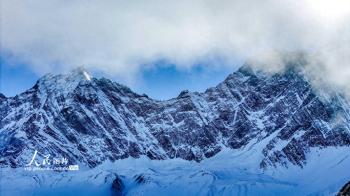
<box><xmin>1</xmin><ymin>0</ymin><xmax>350</xmax><ymax>93</ymax></box>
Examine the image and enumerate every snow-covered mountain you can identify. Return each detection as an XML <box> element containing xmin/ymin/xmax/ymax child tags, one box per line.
<box><xmin>1</xmin><ymin>62</ymin><xmax>350</xmax><ymax>169</ymax></box>
<box><xmin>1</xmin><ymin>61</ymin><xmax>350</xmax><ymax>195</ymax></box>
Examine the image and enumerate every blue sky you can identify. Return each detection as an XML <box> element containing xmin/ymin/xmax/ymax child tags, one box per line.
<box><xmin>0</xmin><ymin>59</ymin><xmax>237</xmax><ymax>100</ymax></box>
<box><xmin>0</xmin><ymin>59</ymin><xmax>39</xmax><ymax>97</ymax></box>
<box><xmin>135</xmin><ymin>62</ymin><xmax>236</xmax><ymax>100</ymax></box>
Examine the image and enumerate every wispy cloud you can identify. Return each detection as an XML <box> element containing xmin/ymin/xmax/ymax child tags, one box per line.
<box><xmin>1</xmin><ymin>0</ymin><xmax>350</xmax><ymax>93</ymax></box>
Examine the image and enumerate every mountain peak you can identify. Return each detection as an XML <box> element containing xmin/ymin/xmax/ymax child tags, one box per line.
<box><xmin>69</xmin><ymin>66</ymin><xmax>92</xmax><ymax>81</ymax></box>
<box><xmin>37</xmin><ymin>66</ymin><xmax>94</xmax><ymax>97</ymax></box>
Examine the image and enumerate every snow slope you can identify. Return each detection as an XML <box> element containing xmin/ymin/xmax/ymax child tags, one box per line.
<box><xmin>1</xmin><ymin>146</ymin><xmax>349</xmax><ymax>195</ymax></box>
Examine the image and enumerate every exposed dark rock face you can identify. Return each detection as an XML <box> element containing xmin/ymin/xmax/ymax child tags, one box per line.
<box><xmin>0</xmin><ymin>63</ymin><xmax>349</xmax><ymax>169</ymax></box>
<box><xmin>134</xmin><ymin>174</ymin><xmax>150</xmax><ymax>184</ymax></box>
<box><xmin>338</xmin><ymin>181</ymin><xmax>350</xmax><ymax>196</ymax></box>
<box><xmin>0</xmin><ymin>93</ymin><xmax>6</xmax><ymax>100</ymax></box>
<box><xmin>112</xmin><ymin>176</ymin><xmax>125</xmax><ymax>196</ymax></box>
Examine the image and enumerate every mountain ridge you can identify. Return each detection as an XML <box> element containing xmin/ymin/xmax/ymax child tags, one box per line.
<box><xmin>0</xmin><ymin>63</ymin><xmax>349</xmax><ymax>170</ymax></box>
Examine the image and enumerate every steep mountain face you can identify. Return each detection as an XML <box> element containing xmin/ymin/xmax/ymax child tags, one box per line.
<box><xmin>0</xmin><ymin>64</ymin><xmax>350</xmax><ymax>169</ymax></box>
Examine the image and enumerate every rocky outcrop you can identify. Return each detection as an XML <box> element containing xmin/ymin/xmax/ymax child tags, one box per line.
<box><xmin>0</xmin><ymin>93</ymin><xmax>6</xmax><ymax>103</ymax></box>
<box><xmin>338</xmin><ymin>181</ymin><xmax>350</xmax><ymax>196</ymax></box>
<box><xmin>134</xmin><ymin>174</ymin><xmax>150</xmax><ymax>184</ymax></box>
<box><xmin>112</xmin><ymin>176</ymin><xmax>125</xmax><ymax>196</ymax></box>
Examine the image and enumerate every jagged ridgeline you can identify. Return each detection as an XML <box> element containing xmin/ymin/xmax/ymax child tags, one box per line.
<box><xmin>0</xmin><ymin>61</ymin><xmax>349</xmax><ymax>168</ymax></box>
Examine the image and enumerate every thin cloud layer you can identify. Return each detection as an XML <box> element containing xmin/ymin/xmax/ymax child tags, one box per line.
<box><xmin>1</xmin><ymin>0</ymin><xmax>350</xmax><ymax>93</ymax></box>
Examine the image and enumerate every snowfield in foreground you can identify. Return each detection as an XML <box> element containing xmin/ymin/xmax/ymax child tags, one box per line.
<box><xmin>1</xmin><ymin>146</ymin><xmax>350</xmax><ymax>196</ymax></box>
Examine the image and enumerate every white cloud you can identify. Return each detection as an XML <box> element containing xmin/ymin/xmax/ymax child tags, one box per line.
<box><xmin>1</xmin><ymin>0</ymin><xmax>350</xmax><ymax>93</ymax></box>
